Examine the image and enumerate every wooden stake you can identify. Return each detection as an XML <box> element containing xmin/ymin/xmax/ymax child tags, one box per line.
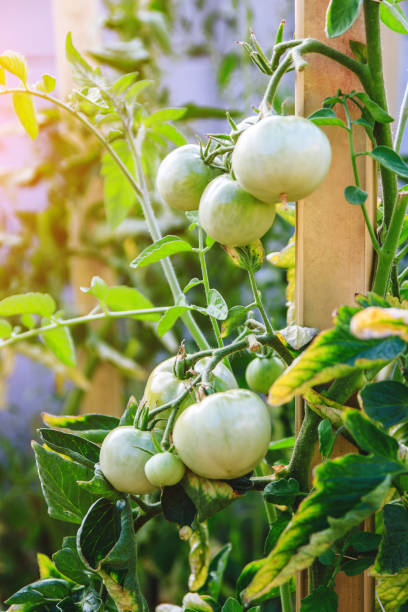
<box><xmin>295</xmin><ymin>1</ymin><xmax>376</xmax><ymax>610</ymax></box>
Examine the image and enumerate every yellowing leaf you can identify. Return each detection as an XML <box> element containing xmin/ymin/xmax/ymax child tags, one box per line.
<box><xmin>286</xmin><ymin>267</ymin><xmax>296</xmax><ymax>324</ymax></box>
<box><xmin>0</xmin><ymin>67</ymin><xmax>5</xmax><ymax>85</ymax></box>
<box><xmin>12</xmin><ymin>92</ymin><xmax>38</xmax><ymax>139</ymax></box>
<box><xmin>275</xmin><ymin>202</ymin><xmax>295</xmax><ymax>226</ymax></box>
<box><xmin>350</xmin><ymin>306</ymin><xmax>408</xmax><ymax>341</ymax></box>
<box><xmin>0</xmin><ymin>50</ymin><xmax>28</xmax><ymax>83</ymax></box>
<box><xmin>188</xmin><ymin>522</ymin><xmax>210</xmax><ymax>591</ymax></box>
<box><xmin>267</xmin><ymin>236</ymin><xmax>295</xmax><ymax>269</ymax></box>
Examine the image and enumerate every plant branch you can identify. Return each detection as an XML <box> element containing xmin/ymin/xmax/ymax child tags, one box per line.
<box><xmin>394</xmin><ymin>79</ymin><xmax>408</xmax><ymax>153</ymax></box>
<box><xmin>247</xmin><ymin>268</ymin><xmax>274</xmax><ymax>335</ymax></box>
<box><xmin>198</xmin><ymin>228</ymin><xmax>224</xmax><ymax>348</ymax></box>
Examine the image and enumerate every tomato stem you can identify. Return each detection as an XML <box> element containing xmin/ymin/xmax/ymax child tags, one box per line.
<box><xmin>198</xmin><ymin>227</ymin><xmax>225</xmax><ymax>350</ymax></box>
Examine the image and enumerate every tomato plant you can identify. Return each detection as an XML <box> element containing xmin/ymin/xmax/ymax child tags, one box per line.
<box><xmin>2</xmin><ymin>1</ymin><xmax>408</xmax><ymax>611</ymax></box>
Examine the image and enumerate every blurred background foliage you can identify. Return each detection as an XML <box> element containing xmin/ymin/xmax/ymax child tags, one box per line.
<box><xmin>0</xmin><ymin>0</ymin><xmax>293</xmax><ymax>607</ymax></box>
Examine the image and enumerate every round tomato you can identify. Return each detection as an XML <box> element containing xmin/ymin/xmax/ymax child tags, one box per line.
<box><xmin>144</xmin><ymin>451</ymin><xmax>185</xmax><ymax>487</ymax></box>
<box><xmin>143</xmin><ymin>356</ymin><xmax>238</xmax><ymax>424</ymax></box>
<box><xmin>245</xmin><ymin>355</ymin><xmax>285</xmax><ymax>394</ymax></box>
<box><xmin>156</xmin><ymin>144</ymin><xmax>221</xmax><ymax>211</ymax></box>
<box><xmin>231</xmin><ymin>115</ymin><xmax>331</xmax><ymax>204</ymax></box>
<box><xmin>173</xmin><ymin>389</ymin><xmax>271</xmax><ymax>479</ymax></box>
<box><xmin>198</xmin><ymin>175</ymin><xmax>276</xmax><ymax>247</ymax></box>
<box><xmin>99</xmin><ymin>426</ymin><xmax>157</xmax><ymax>495</ymax></box>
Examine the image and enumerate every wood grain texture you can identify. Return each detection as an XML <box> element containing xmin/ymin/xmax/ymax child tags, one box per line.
<box><xmin>295</xmin><ymin>1</ymin><xmax>376</xmax><ymax>610</ymax></box>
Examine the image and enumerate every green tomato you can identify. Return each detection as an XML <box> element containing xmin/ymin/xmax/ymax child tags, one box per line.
<box><xmin>245</xmin><ymin>355</ymin><xmax>285</xmax><ymax>394</ymax></box>
<box><xmin>144</xmin><ymin>451</ymin><xmax>185</xmax><ymax>487</ymax></box>
<box><xmin>198</xmin><ymin>174</ymin><xmax>276</xmax><ymax>247</ymax></box>
<box><xmin>173</xmin><ymin>389</ymin><xmax>271</xmax><ymax>479</ymax></box>
<box><xmin>156</xmin><ymin>144</ymin><xmax>221</xmax><ymax>211</ymax></box>
<box><xmin>99</xmin><ymin>426</ymin><xmax>157</xmax><ymax>495</ymax></box>
<box><xmin>143</xmin><ymin>356</ymin><xmax>238</xmax><ymax>425</ymax></box>
<box><xmin>231</xmin><ymin>115</ymin><xmax>331</xmax><ymax>204</ymax></box>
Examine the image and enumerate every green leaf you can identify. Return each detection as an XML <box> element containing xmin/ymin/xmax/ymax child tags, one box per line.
<box><xmin>349</xmin><ymin>40</ymin><xmax>367</xmax><ymax>63</ymax></box>
<box><xmin>78</xmin><ymin>497</ymin><xmax>146</xmax><ymax>611</ymax></box>
<box><xmin>344</xmin><ymin>185</ymin><xmax>368</xmax><ymax>206</ymax></box>
<box><xmin>78</xmin><ymin>464</ymin><xmax>121</xmax><ymax>502</ymax></box>
<box><xmin>221</xmin><ymin>598</ymin><xmax>243</xmax><ymax>612</ymax></box>
<box><xmin>101</xmin><ymin>139</ymin><xmax>137</xmax><ymax>229</ymax></box>
<box><xmin>111</xmin><ymin>72</ymin><xmax>138</xmax><ymax>95</ymax></box>
<box><xmin>189</xmin><ymin>521</ymin><xmax>210</xmax><ymax>591</ymax></box>
<box><xmin>82</xmin><ymin>276</ymin><xmax>160</xmax><ymax>321</ymax></box>
<box><xmin>0</xmin><ymin>50</ymin><xmax>28</xmax><ymax>83</ymax></box>
<box><xmin>243</xmin><ymin>454</ymin><xmax>404</xmax><ymax>603</ymax></box>
<box><xmin>36</xmin><ymin>73</ymin><xmax>56</xmax><ymax>93</ymax></box>
<box><xmin>41</xmin><ymin>319</ymin><xmax>76</xmax><ymax>367</ymax></box>
<box><xmin>380</xmin><ymin>0</ymin><xmax>408</xmax><ymax>34</ymax></box>
<box><xmin>144</xmin><ymin>107</ymin><xmax>187</xmax><ymax>127</ymax></box>
<box><xmin>263</xmin><ymin>479</ymin><xmax>300</xmax><ymax>507</ymax></box>
<box><xmin>161</xmin><ymin>483</ymin><xmax>197</xmax><ymax>526</ymax></box>
<box><xmin>152</xmin><ymin>123</ymin><xmax>187</xmax><ymax>146</ymax></box>
<box><xmin>376</xmin><ymin>570</ymin><xmax>408</xmax><ymax>611</ymax></box>
<box><xmin>53</xmin><ymin>537</ymin><xmax>91</xmax><ymax>585</ymax></box>
<box><xmin>264</xmin><ymin>513</ymin><xmax>292</xmax><ymax>555</ymax></box>
<box><xmin>207</xmin><ymin>289</ymin><xmax>228</xmax><ymax>321</ymax></box>
<box><xmin>326</xmin><ymin>0</ymin><xmax>364</xmax><ymax>38</ymax></box>
<box><xmin>343</xmin><ymin>409</ymin><xmax>399</xmax><ymax>459</ymax></box>
<box><xmin>0</xmin><ymin>292</ymin><xmax>55</xmax><ymax>317</ymax></box>
<box><xmin>236</xmin><ymin>559</ymin><xmax>284</xmax><ymax>605</ymax></box>
<box><xmin>268</xmin><ymin>437</ymin><xmax>295</xmax><ymax>451</ymax></box>
<box><xmin>352</xmin><ymin>92</ymin><xmax>394</xmax><ymax>124</ymax></box>
<box><xmin>370</xmin><ymin>145</ymin><xmax>408</xmax><ymax>179</ymax></box>
<box><xmin>359</xmin><ymin>380</ymin><xmax>408</xmax><ymax>428</ymax></box>
<box><xmin>89</xmin><ymin>40</ymin><xmax>149</xmax><ymax>72</ymax></box>
<box><xmin>21</xmin><ymin>313</ymin><xmax>36</xmax><ymax>329</ymax></box>
<box><xmin>65</xmin><ymin>32</ymin><xmax>101</xmax><ymax>87</ymax></box>
<box><xmin>131</xmin><ymin>235</ymin><xmax>193</xmax><ymax>268</ymax></box>
<box><xmin>270</xmin><ymin>306</ymin><xmax>405</xmax><ymax>405</ymax></box>
<box><xmin>223</xmin><ymin>241</ymin><xmax>265</xmax><ymax>273</ymax></box>
<box><xmin>41</xmin><ymin>412</ymin><xmax>119</xmax><ymax>443</ymax></box>
<box><xmin>217</xmin><ymin>52</ymin><xmax>240</xmax><ymax>88</ymax></box>
<box><xmin>221</xmin><ymin>305</ymin><xmax>247</xmax><ymax>337</ymax></box>
<box><xmin>307</xmin><ymin>108</ymin><xmax>346</xmax><ymax>128</ymax></box>
<box><xmin>6</xmin><ymin>578</ymin><xmax>71</xmax><ymax>607</ymax></box>
<box><xmin>375</xmin><ymin>503</ymin><xmax>408</xmax><ymax>574</ymax></box>
<box><xmin>349</xmin><ymin>531</ymin><xmax>381</xmax><ymax>553</ymax></box>
<box><xmin>32</xmin><ymin>442</ymin><xmax>96</xmax><ymax>524</ymax></box>
<box><xmin>157</xmin><ymin>305</ymin><xmax>189</xmax><ymax>337</ymax></box>
<box><xmin>38</xmin><ymin>429</ymin><xmax>100</xmax><ymax>468</ymax></box>
<box><xmin>37</xmin><ymin>552</ymin><xmax>68</xmax><ymax>581</ymax></box>
<box><xmin>182</xmin><ymin>471</ymin><xmax>236</xmax><ymax>522</ymax></box>
<box><xmin>341</xmin><ymin>557</ymin><xmax>373</xmax><ymax>576</ymax></box>
<box><xmin>300</xmin><ymin>586</ymin><xmax>338</xmax><ymax>611</ymax></box>
<box><xmin>184</xmin><ymin>278</ymin><xmax>204</xmax><ymax>293</ymax></box>
<box><xmin>318</xmin><ymin>418</ymin><xmax>335</xmax><ymax>458</ymax></box>
<box><xmin>125</xmin><ymin>79</ymin><xmax>153</xmax><ymax>102</ymax></box>
<box><xmin>204</xmin><ymin>543</ymin><xmax>232</xmax><ymax>601</ymax></box>
<box><xmin>119</xmin><ymin>396</ymin><xmax>138</xmax><ymax>426</ymax></box>
<box><xmin>0</xmin><ymin>319</ymin><xmax>12</xmax><ymax>338</ymax></box>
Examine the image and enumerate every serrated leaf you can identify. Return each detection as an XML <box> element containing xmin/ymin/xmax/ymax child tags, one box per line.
<box><xmin>6</xmin><ymin>578</ymin><xmax>71</xmax><ymax>607</ymax></box>
<box><xmin>101</xmin><ymin>139</ymin><xmax>137</xmax><ymax>229</ymax></box>
<box><xmin>125</xmin><ymin>79</ymin><xmax>153</xmax><ymax>102</ymax></box>
<box><xmin>0</xmin><ymin>50</ymin><xmax>28</xmax><ymax>83</ymax></box>
<box><xmin>36</xmin><ymin>74</ymin><xmax>56</xmax><ymax>93</ymax></box>
<box><xmin>37</xmin><ymin>553</ymin><xmax>68</xmax><ymax>581</ymax></box>
<box><xmin>207</xmin><ymin>289</ymin><xmax>228</xmax><ymax>320</ymax></box>
<box><xmin>182</xmin><ymin>471</ymin><xmax>236</xmax><ymax>522</ymax></box>
<box><xmin>41</xmin><ymin>412</ymin><xmax>119</xmax><ymax>443</ymax></box>
<box><xmin>82</xmin><ymin>276</ymin><xmax>159</xmax><ymax>321</ymax></box>
<box><xmin>221</xmin><ymin>305</ymin><xmax>247</xmax><ymax>337</ymax></box>
<box><xmin>267</xmin><ymin>237</ymin><xmax>295</xmax><ymax>269</ymax></box>
<box><xmin>0</xmin><ymin>319</ymin><xmax>12</xmax><ymax>338</ymax></box>
<box><xmin>131</xmin><ymin>235</ymin><xmax>193</xmax><ymax>268</ymax></box>
<box><xmin>78</xmin><ymin>464</ymin><xmax>121</xmax><ymax>502</ymax></box>
<box><xmin>221</xmin><ymin>598</ymin><xmax>243</xmax><ymax>612</ymax></box>
<box><xmin>352</xmin><ymin>92</ymin><xmax>394</xmax><ymax>124</ymax></box>
<box><xmin>326</xmin><ymin>0</ymin><xmax>364</xmax><ymax>38</ymax></box>
<box><xmin>144</xmin><ymin>107</ymin><xmax>187</xmax><ymax>127</ymax></box>
<box><xmin>380</xmin><ymin>0</ymin><xmax>408</xmax><ymax>34</ymax></box>
<box><xmin>65</xmin><ymin>32</ymin><xmax>101</xmax><ymax>87</ymax></box>
<box><xmin>359</xmin><ymin>380</ymin><xmax>408</xmax><ymax>428</ymax></box>
<box><xmin>375</xmin><ymin>569</ymin><xmax>408</xmax><ymax>611</ymax></box>
<box><xmin>264</xmin><ymin>479</ymin><xmax>299</xmax><ymax>507</ymax></box>
<box><xmin>38</xmin><ymin>429</ymin><xmax>100</xmax><ymax>468</ymax></box>
<box><xmin>350</xmin><ymin>306</ymin><xmax>408</xmax><ymax>341</ymax></box>
<box><xmin>12</xmin><ymin>91</ymin><xmax>38</xmax><ymax>139</ymax></box>
<box><xmin>343</xmin><ymin>409</ymin><xmax>399</xmax><ymax>459</ymax></box>
<box><xmin>318</xmin><ymin>418</ymin><xmax>335</xmax><ymax>458</ymax></box>
<box><xmin>349</xmin><ymin>531</ymin><xmax>381</xmax><ymax>553</ymax></box>
<box><xmin>370</xmin><ymin>146</ymin><xmax>408</xmax><ymax>179</ymax></box>
<box><xmin>111</xmin><ymin>72</ymin><xmax>138</xmax><ymax>95</ymax></box>
<box><xmin>189</xmin><ymin>522</ymin><xmax>210</xmax><ymax>591</ymax></box>
<box><xmin>41</xmin><ymin>319</ymin><xmax>76</xmax><ymax>367</ymax></box>
<box><xmin>344</xmin><ymin>185</ymin><xmax>368</xmax><ymax>205</ymax></box>
<box><xmin>184</xmin><ymin>278</ymin><xmax>204</xmax><ymax>293</ymax></box>
<box><xmin>161</xmin><ymin>484</ymin><xmax>197</xmax><ymax>526</ymax></box>
<box><xmin>300</xmin><ymin>586</ymin><xmax>338</xmax><ymax>611</ymax></box>
<box><xmin>157</xmin><ymin>305</ymin><xmax>189</xmax><ymax>337</ymax></box>
<box><xmin>32</xmin><ymin>442</ymin><xmax>96</xmax><ymax>524</ymax></box>
<box><xmin>243</xmin><ymin>455</ymin><xmax>404</xmax><ymax>603</ymax></box>
<box><xmin>270</xmin><ymin>307</ymin><xmax>405</xmax><ymax>405</ymax></box>
<box><xmin>264</xmin><ymin>513</ymin><xmax>292</xmax><ymax>555</ymax></box>
<box><xmin>0</xmin><ymin>292</ymin><xmax>55</xmax><ymax>317</ymax></box>
<box><xmin>53</xmin><ymin>537</ymin><xmax>91</xmax><ymax>585</ymax></box>
<box><xmin>375</xmin><ymin>502</ymin><xmax>408</xmax><ymax>574</ymax></box>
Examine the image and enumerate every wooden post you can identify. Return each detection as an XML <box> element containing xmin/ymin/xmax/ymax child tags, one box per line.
<box><xmin>52</xmin><ymin>1</ymin><xmax>123</xmax><ymax>416</ymax></box>
<box><xmin>295</xmin><ymin>1</ymin><xmax>376</xmax><ymax>610</ymax></box>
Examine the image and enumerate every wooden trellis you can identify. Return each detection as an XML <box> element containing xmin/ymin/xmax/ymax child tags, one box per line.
<box><xmin>295</xmin><ymin>1</ymin><xmax>376</xmax><ymax>610</ymax></box>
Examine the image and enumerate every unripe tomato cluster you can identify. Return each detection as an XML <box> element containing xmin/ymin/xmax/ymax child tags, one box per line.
<box><xmin>156</xmin><ymin>115</ymin><xmax>331</xmax><ymax>247</ymax></box>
